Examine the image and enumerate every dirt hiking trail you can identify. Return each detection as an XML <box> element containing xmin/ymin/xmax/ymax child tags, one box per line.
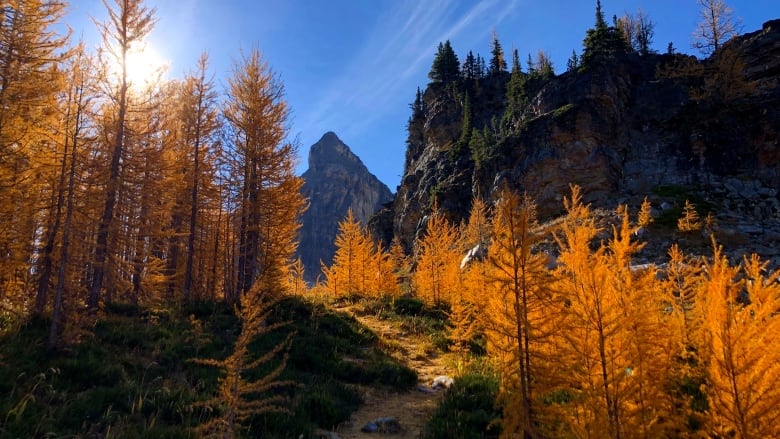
<box><xmin>330</xmin><ymin>310</ymin><xmax>456</xmax><ymax>439</ymax></box>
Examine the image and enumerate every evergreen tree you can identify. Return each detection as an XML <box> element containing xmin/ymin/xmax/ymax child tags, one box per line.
<box><xmin>462</xmin><ymin>50</ymin><xmax>478</xmax><ymax>82</ymax></box>
<box><xmin>566</xmin><ymin>49</ymin><xmax>580</xmax><ymax>72</ymax></box>
<box><xmin>488</xmin><ymin>31</ymin><xmax>507</xmax><ymax>76</ymax></box>
<box><xmin>502</xmin><ymin>49</ymin><xmax>528</xmax><ymax>130</ymax></box>
<box><xmin>477</xmin><ymin>54</ymin><xmax>487</xmax><ymax>79</ymax></box>
<box><xmin>410</xmin><ymin>87</ymin><xmax>425</xmax><ymax>119</ymax></box>
<box><xmin>526</xmin><ymin>53</ymin><xmax>536</xmax><ymax>76</ymax></box>
<box><xmin>581</xmin><ymin>0</ymin><xmax>630</xmax><ymax>69</ymax></box>
<box><xmin>455</xmin><ymin>92</ymin><xmax>472</xmax><ymax>157</ymax></box>
<box><xmin>428</xmin><ymin>40</ymin><xmax>460</xmax><ymax>85</ymax></box>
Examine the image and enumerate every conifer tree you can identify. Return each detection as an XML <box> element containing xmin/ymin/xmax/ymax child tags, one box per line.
<box><xmin>413</xmin><ymin>208</ymin><xmax>460</xmax><ymax>306</ymax></box>
<box><xmin>581</xmin><ymin>0</ymin><xmax>629</xmax><ymax>69</ymax></box>
<box><xmin>702</xmin><ymin>248</ymin><xmax>780</xmax><ymax>438</ymax></box>
<box><xmin>553</xmin><ymin>186</ymin><xmax>625</xmax><ymax>438</ymax></box>
<box><xmin>88</xmin><ymin>0</ymin><xmax>157</xmax><ymax>310</ymax></box>
<box><xmin>566</xmin><ymin>49</ymin><xmax>580</xmax><ymax>72</ymax></box>
<box><xmin>662</xmin><ymin>244</ymin><xmax>708</xmax><ymax>431</ymax></box>
<box><xmin>692</xmin><ymin>0</ymin><xmax>739</xmax><ymax>55</ymax></box>
<box><xmin>462</xmin><ymin>50</ymin><xmax>479</xmax><ymax>83</ymax></box>
<box><xmin>484</xmin><ymin>189</ymin><xmax>560</xmax><ymax>438</ymax></box>
<box><xmin>223</xmin><ymin>48</ymin><xmax>305</xmax><ymax>301</ymax></box>
<box><xmin>428</xmin><ymin>40</ymin><xmax>460</xmax><ymax>85</ymax></box>
<box><xmin>677</xmin><ymin>199</ymin><xmax>702</xmax><ymax>232</ymax></box>
<box><xmin>193</xmin><ymin>255</ymin><xmax>295</xmax><ymax>438</ymax></box>
<box><xmin>455</xmin><ymin>92</ymin><xmax>472</xmax><ymax>157</ymax></box>
<box><xmin>388</xmin><ymin>237</ymin><xmax>411</xmax><ymax>294</ymax></box>
<box><xmin>410</xmin><ymin>87</ymin><xmax>425</xmax><ymax>120</ymax></box>
<box><xmin>0</xmin><ymin>0</ymin><xmax>69</xmax><ymax>316</ymax></box>
<box><xmin>453</xmin><ymin>197</ymin><xmax>491</xmax><ymax>358</ymax></box>
<box><xmin>607</xmin><ymin>206</ymin><xmax>675</xmax><ymax>438</ymax></box>
<box><xmin>503</xmin><ymin>49</ymin><xmax>529</xmax><ymax>130</ymax></box>
<box><xmin>535</xmin><ymin>50</ymin><xmax>555</xmax><ymax>79</ymax></box>
<box><xmin>326</xmin><ymin>209</ymin><xmax>374</xmax><ymax>297</ymax></box>
<box><xmin>371</xmin><ymin>241</ymin><xmax>400</xmax><ymax>298</ymax></box>
<box><xmin>287</xmin><ymin>257</ymin><xmax>306</xmax><ymax>296</ymax></box>
<box><xmin>488</xmin><ymin>31</ymin><xmax>507</xmax><ymax>76</ymax></box>
<box><xmin>175</xmin><ymin>53</ymin><xmax>221</xmax><ymax>303</ymax></box>
<box><xmin>48</xmin><ymin>45</ymin><xmax>97</xmax><ymax>347</ymax></box>
<box><xmin>617</xmin><ymin>9</ymin><xmax>655</xmax><ymax>54</ymax></box>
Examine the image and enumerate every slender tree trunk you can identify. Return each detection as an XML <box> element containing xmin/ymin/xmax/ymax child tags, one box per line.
<box><xmin>183</xmin><ymin>83</ymin><xmax>204</xmax><ymax>303</ymax></box>
<box><xmin>166</xmin><ymin>211</ymin><xmax>182</xmax><ymax>299</ymax></box>
<box><xmin>50</xmin><ymin>70</ymin><xmax>86</xmax><ymax>348</ymax></box>
<box><xmin>89</xmin><ymin>63</ymin><xmax>127</xmax><ymax>310</ymax></box>
<box><xmin>596</xmin><ymin>305</ymin><xmax>620</xmax><ymax>439</ymax></box>
<box><xmin>35</xmin><ymin>108</ymin><xmax>70</xmax><ymax>315</ymax></box>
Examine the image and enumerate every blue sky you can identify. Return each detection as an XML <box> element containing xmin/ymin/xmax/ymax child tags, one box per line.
<box><xmin>65</xmin><ymin>1</ymin><xmax>778</xmax><ymax>190</ymax></box>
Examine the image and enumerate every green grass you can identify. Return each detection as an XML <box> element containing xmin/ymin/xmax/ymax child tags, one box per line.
<box><xmin>0</xmin><ymin>297</ymin><xmax>416</xmax><ymax>438</ymax></box>
<box><xmin>421</xmin><ymin>364</ymin><xmax>501</xmax><ymax>439</ymax></box>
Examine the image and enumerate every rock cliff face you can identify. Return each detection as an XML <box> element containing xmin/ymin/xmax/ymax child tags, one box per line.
<box><xmin>372</xmin><ymin>19</ymin><xmax>780</xmax><ymax>264</ymax></box>
<box><xmin>298</xmin><ymin>132</ymin><xmax>393</xmax><ymax>282</ymax></box>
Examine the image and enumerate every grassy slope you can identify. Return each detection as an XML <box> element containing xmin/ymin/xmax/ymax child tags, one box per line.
<box><xmin>0</xmin><ymin>297</ymin><xmax>416</xmax><ymax>439</ymax></box>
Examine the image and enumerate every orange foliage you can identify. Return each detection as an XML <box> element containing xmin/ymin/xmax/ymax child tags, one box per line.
<box><xmin>702</xmin><ymin>247</ymin><xmax>780</xmax><ymax>439</ymax></box>
<box><xmin>413</xmin><ymin>208</ymin><xmax>461</xmax><ymax>307</ymax></box>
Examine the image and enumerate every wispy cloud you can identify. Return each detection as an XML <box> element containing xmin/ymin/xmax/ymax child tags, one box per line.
<box><xmin>298</xmin><ymin>0</ymin><xmax>520</xmax><ymax>142</ymax></box>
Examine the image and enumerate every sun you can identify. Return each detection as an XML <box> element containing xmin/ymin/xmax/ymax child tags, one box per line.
<box><xmin>122</xmin><ymin>42</ymin><xmax>167</xmax><ymax>89</ymax></box>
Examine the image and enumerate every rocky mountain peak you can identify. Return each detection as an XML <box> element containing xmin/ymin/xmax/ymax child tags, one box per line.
<box><xmin>308</xmin><ymin>131</ymin><xmax>364</xmax><ymax>173</ymax></box>
<box><xmin>297</xmin><ymin>132</ymin><xmax>393</xmax><ymax>283</ymax></box>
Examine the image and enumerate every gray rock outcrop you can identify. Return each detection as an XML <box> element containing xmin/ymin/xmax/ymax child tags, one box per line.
<box><xmin>371</xmin><ymin>19</ymin><xmax>780</xmax><ymax>262</ymax></box>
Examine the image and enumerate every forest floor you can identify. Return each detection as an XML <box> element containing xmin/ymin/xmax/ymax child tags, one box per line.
<box><xmin>329</xmin><ymin>306</ymin><xmax>457</xmax><ymax>439</ymax></box>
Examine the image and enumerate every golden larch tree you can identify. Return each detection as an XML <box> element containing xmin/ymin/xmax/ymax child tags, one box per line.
<box><xmin>702</xmin><ymin>247</ymin><xmax>780</xmax><ymax>439</ymax></box>
<box><xmin>484</xmin><ymin>188</ymin><xmax>561</xmax><ymax>438</ymax></box>
<box><xmin>193</xmin><ymin>253</ymin><xmax>295</xmax><ymax>438</ymax></box>
<box><xmin>325</xmin><ymin>209</ymin><xmax>374</xmax><ymax>298</ymax></box>
<box><xmin>163</xmin><ymin>52</ymin><xmax>221</xmax><ymax>303</ymax></box>
<box><xmin>222</xmin><ymin>47</ymin><xmax>305</xmax><ymax>302</ymax></box>
<box><xmin>88</xmin><ymin>0</ymin><xmax>157</xmax><ymax>310</ymax></box>
<box><xmin>413</xmin><ymin>208</ymin><xmax>461</xmax><ymax>307</ymax></box>
<box><xmin>0</xmin><ymin>0</ymin><xmax>68</xmax><ymax>319</ymax></box>
<box><xmin>607</xmin><ymin>205</ymin><xmax>676</xmax><ymax>438</ymax></box>
<box><xmin>47</xmin><ymin>45</ymin><xmax>98</xmax><ymax>347</ymax></box>
<box><xmin>553</xmin><ymin>186</ymin><xmax>628</xmax><ymax>438</ymax></box>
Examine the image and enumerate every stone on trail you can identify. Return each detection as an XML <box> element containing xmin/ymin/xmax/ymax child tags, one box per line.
<box><xmin>361</xmin><ymin>417</ymin><xmax>402</xmax><ymax>434</ymax></box>
<box><xmin>431</xmin><ymin>375</ymin><xmax>454</xmax><ymax>390</ymax></box>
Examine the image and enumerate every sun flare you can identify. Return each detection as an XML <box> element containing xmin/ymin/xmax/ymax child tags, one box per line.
<box><xmin>121</xmin><ymin>42</ymin><xmax>167</xmax><ymax>88</ymax></box>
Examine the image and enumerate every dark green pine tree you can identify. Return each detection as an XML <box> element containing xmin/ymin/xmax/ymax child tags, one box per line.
<box><xmin>566</xmin><ymin>49</ymin><xmax>580</xmax><ymax>72</ymax></box>
<box><xmin>455</xmin><ymin>92</ymin><xmax>472</xmax><ymax>158</ymax></box>
<box><xmin>470</xmin><ymin>125</ymin><xmax>497</xmax><ymax>169</ymax></box>
<box><xmin>429</xmin><ymin>40</ymin><xmax>460</xmax><ymax>85</ymax></box>
<box><xmin>489</xmin><ymin>32</ymin><xmax>507</xmax><ymax>76</ymax></box>
<box><xmin>477</xmin><ymin>54</ymin><xmax>487</xmax><ymax>79</ymax></box>
<box><xmin>410</xmin><ymin>87</ymin><xmax>425</xmax><ymax>120</ymax></box>
<box><xmin>581</xmin><ymin>0</ymin><xmax>629</xmax><ymax>69</ymax></box>
<box><xmin>502</xmin><ymin>49</ymin><xmax>528</xmax><ymax>130</ymax></box>
<box><xmin>462</xmin><ymin>50</ymin><xmax>478</xmax><ymax>82</ymax></box>
<box><xmin>526</xmin><ymin>53</ymin><xmax>536</xmax><ymax>77</ymax></box>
